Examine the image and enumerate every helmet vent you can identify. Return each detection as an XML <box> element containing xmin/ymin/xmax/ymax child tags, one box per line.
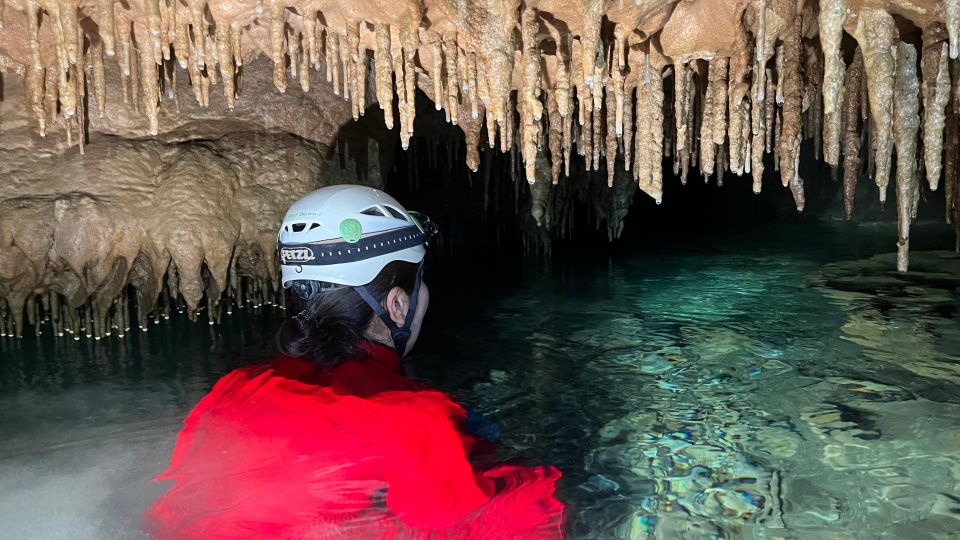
<box><xmin>384</xmin><ymin>206</ymin><xmax>407</xmax><ymax>220</ymax></box>
<box><xmin>361</xmin><ymin>207</ymin><xmax>386</xmax><ymax>217</ymax></box>
<box><xmin>308</xmin><ymin>223</ymin><xmax>321</xmax><ymax>230</ymax></box>
<box><xmin>292</xmin><ymin>223</ymin><xmax>307</xmax><ymax>232</ymax></box>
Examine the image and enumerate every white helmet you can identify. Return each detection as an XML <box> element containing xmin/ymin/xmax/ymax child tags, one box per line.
<box><xmin>277</xmin><ymin>185</ymin><xmax>433</xmax><ymax>290</ymax></box>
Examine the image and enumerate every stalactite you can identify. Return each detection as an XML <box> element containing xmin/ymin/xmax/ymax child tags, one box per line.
<box><xmin>683</xmin><ymin>70</ymin><xmax>695</xmax><ymax>185</ymax></box>
<box><xmin>299</xmin><ymin>33</ymin><xmax>310</xmax><ymax>93</ymax></box>
<box><xmin>581</xmin><ymin>2</ymin><xmax>603</xmax><ymax>96</ymax></box>
<box><xmin>287</xmin><ymin>29</ymin><xmax>299</xmax><ymax>82</ymax></box>
<box><xmin>520</xmin><ymin>7</ymin><xmax>543</xmax><ymax>184</ymax></box>
<box><xmin>338</xmin><ymin>30</ymin><xmax>352</xmax><ymax>105</ymax></box>
<box><xmin>893</xmin><ymin>43</ymin><xmax>920</xmax><ymax>272</ymax></box>
<box><xmin>809</xmin><ymin>49</ymin><xmax>823</xmax><ymax>161</ymax></box>
<box><xmin>443</xmin><ymin>33</ymin><xmax>459</xmax><ymax>124</ymax></box>
<box><xmin>324</xmin><ymin>26</ymin><xmax>334</xmax><ymax>83</ymax></box>
<box><xmin>390</xmin><ymin>25</ymin><xmax>411</xmax><ymax>150</ymax></box>
<box><xmin>623</xmin><ymin>85</ymin><xmax>633</xmax><ymax>172</ymax></box>
<box><xmin>303</xmin><ymin>15</ymin><xmax>319</xmax><ymax>71</ymax></box>
<box><xmin>160</xmin><ymin>0</ymin><xmax>175</xmax><ymax>61</ymax></box>
<box><xmin>592</xmin><ymin>95</ymin><xmax>602</xmax><ymax>171</ymax></box>
<box><xmin>775</xmin><ymin>43</ymin><xmax>785</xmax><ymax>106</ymax></box>
<box><xmin>921</xmin><ymin>27</ymin><xmax>951</xmax><ymax>190</ymax></box>
<box><xmin>98</xmin><ymin>0</ymin><xmax>116</xmax><ymax>56</ymax></box>
<box><xmin>91</xmin><ymin>42</ymin><xmax>106</xmax><ymax>118</ymax></box>
<box><xmin>347</xmin><ymin>21</ymin><xmax>365</xmax><ymax>118</ymax></box>
<box><xmin>25</xmin><ymin>0</ymin><xmax>46</xmax><ymax>136</ymax></box>
<box><xmin>140</xmin><ymin>42</ymin><xmax>158</xmax><ymax>135</ymax></box>
<box><xmin>269</xmin><ymin>0</ymin><xmax>286</xmax><ymax>92</ymax></box>
<box><xmin>339</xmin><ymin>30</ymin><xmax>351</xmax><ymax>101</ymax></box>
<box><xmin>56</xmin><ymin>43</ymin><xmax>78</xmax><ymax>120</ymax></box>
<box><xmin>726</xmin><ymin>24</ymin><xmax>756</xmax><ymax>176</ymax></box>
<box><xmin>129</xmin><ymin>42</ymin><xmax>141</xmax><ymax>112</ymax></box>
<box><xmin>819</xmin><ymin>0</ymin><xmax>847</xmax><ymax>115</ymax></box>
<box><xmin>823</xmin><ymin>56</ymin><xmax>845</xmax><ymax>168</ymax></box>
<box><xmin>477</xmin><ymin>43</ymin><xmax>491</xmax><ymax>111</ymax></box>
<box><xmin>375</xmin><ymin>25</ymin><xmax>394</xmax><ymax>130</ymax></box>
<box><xmin>843</xmin><ymin>49</ymin><xmax>865</xmax><ymax>220</ymax></box>
<box><xmin>74</xmin><ymin>59</ymin><xmax>85</xmax><ymax>153</ymax></box>
<box><xmin>635</xmin><ymin>65</ymin><xmax>664</xmax><ymax>203</ymax></box>
<box><xmin>948</xmin><ymin>0</ymin><xmax>959</xmax><ymax>59</ymax></box>
<box><xmin>779</xmin><ymin>12</ymin><xmax>805</xmax><ymax>210</ymax></box>
<box><xmin>729</xmin><ymin>15</ymin><xmax>752</xmax><ymax>109</ymax></box>
<box><xmin>215</xmin><ymin>24</ymin><xmax>235</xmax><ymax>109</ymax></box>
<box><xmin>581</xmin><ymin>87</ymin><xmax>592</xmax><ymax>168</ymax></box>
<box><xmin>612</xmin><ymin>25</ymin><xmax>626</xmax><ymax>137</ymax></box>
<box><xmin>673</xmin><ymin>61</ymin><xmax>692</xmax><ymax>160</ymax></box>
<box><xmin>143</xmin><ymin>0</ymin><xmax>162</xmax><ymax>64</ymax></box>
<box><xmin>190</xmin><ymin>0</ymin><xmax>207</xmax><ymax>68</ymax></box>
<box><xmin>548</xmin><ymin>94</ymin><xmax>563</xmax><ymax>184</ymax></box>
<box><xmin>56</xmin><ymin>0</ymin><xmax>79</xmax><ymax>67</ymax></box>
<box><xmin>40</xmin><ymin>67</ymin><xmax>54</xmax><ymax>124</ymax></box>
<box><xmin>467</xmin><ymin>52</ymin><xmax>479</xmax><ymax>120</ymax></box>
<box><xmin>403</xmin><ymin>27</ymin><xmax>419</xmax><ymax>150</ymax></box>
<box><xmin>728</xmin><ymin>59</ymin><xmax>750</xmax><ymax>176</ymax></box>
<box><xmin>174</xmin><ymin>0</ymin><xmax>189</xmax><ymax>68</ymax></box>
<box><xmin>754</xmin><ymin>0</ymin><xmax>767</xmax><ymax>101</ymax></box>
<box><xmin>712</xmin><ymin>58</ymin><xmax>729</xmax><ymax>149</ymax></box>
<box><xmin>853</xmin><ymin>7</ymin><xmax>897</xmax><ymax>203</ymax></box>
<box><xmin>554</xmin><ymin>36</ymin><xmax>571</xmax><ymax>120</ymax></box>
<box><xmin>700</xmin><ymin>58</ymin><xmax>720</xmax><ymax>177</ymax></box>
<box><xmin>605</xmin><ymin>79</ymin><xmax>618</xmax><ymax>187</ymax></box>
<box><xmin>457</xmin><ymin>52</ymin><xmax>469</xmax><ymax>124</ymax></box>
<box><xmin>186</xmin><ymin>38</ymin><xmax>202</xmax><ymax>105</ymax></box>
<box><xmin>751</xmin><ymin>65</ymin><xmax>766</xmax><ymax>193</ymax></box>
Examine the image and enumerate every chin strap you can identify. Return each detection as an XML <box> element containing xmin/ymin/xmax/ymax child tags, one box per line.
<box><xmin>354</xmin><ymin>263</ymin><xmax>424</xmax><ymax>355</ymax></box>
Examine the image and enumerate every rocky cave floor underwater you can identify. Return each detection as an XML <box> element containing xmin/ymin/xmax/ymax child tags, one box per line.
<box><xmin>0</xmin><ymin>221</ymin><xmax>959</xmax><ymax>540</ymax></box>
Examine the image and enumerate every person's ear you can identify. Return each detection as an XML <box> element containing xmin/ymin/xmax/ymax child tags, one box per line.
<box><xmin>384</xmin><ymin>286</ymin><xmax>409</xmax><ymax>326</ymax></box>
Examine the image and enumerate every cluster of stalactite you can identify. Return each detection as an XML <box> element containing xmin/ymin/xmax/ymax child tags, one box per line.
<box><xmin>0</xmin><ymin>133</ymin><xmax>339</xmax><ymax>340</ymax></box>
<box><xmin>0</xmin><ymin>275</ymin><xmax>283</xmax><ymax>340</ymax></box>
<box><xmin>1</xmin><ymin>1</ymin><xmax>957</xmax><ymax>260</ymax></box>
<box><xmin>3</xmin><ymin>0</ymin><xmax>960</xmax><ymax>341</ymax></box>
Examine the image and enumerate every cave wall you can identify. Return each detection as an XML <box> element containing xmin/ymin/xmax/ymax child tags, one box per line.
<box><xmin>0</xmin><ymin>56</ymin><xmax>390</xmax><ymax>338</ymax></box>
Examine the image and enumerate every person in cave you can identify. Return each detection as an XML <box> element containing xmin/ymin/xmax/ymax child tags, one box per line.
<box><xmin>144</xmin><ymin>185</ymin><xmax>565</xmax><ymax>539</ymax></box>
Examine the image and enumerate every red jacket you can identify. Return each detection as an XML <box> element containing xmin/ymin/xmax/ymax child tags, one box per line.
<box><xmin>145</xmin><ymin>341</ymin><xmax>565</xmax><ymax>539</ymax></box>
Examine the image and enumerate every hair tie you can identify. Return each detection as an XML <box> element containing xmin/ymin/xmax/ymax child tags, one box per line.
<box><xmin>293</xmin><ymin>309</ymin><xmax>317</xmax><ymax>329</ymax></box>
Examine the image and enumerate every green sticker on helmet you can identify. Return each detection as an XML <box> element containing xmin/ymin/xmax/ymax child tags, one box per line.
<box><xmin>340</xmin><ymin>218</ymin><xmax>363</xmax><ymax>243</ymax></box>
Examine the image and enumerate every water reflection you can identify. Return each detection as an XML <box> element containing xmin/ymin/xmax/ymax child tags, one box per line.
<box><xmin>418</xmin><ymin>226</ymin><xmax>960</xmax><ymax>538</ymax></box>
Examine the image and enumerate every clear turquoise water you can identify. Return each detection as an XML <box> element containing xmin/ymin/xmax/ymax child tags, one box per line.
<box><xmin>1</xmin><ymin>222</ymin><xmax>958</xmax><ymax>539</ymax></box>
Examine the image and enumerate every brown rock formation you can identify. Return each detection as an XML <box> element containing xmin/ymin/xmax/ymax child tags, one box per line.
<box><xmin>3</xmin><ymin>0</ymin><xmax>960</xmax><ymax>338</ymax></box>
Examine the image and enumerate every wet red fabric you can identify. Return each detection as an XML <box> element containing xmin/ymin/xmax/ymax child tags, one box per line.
<box><xmin>145</xmin><ymin>342</ymin><xmax>565</xmax><ymax>539</ymax></box>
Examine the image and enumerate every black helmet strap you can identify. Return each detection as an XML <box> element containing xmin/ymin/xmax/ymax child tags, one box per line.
<box><xmin>353</xmin><ymin>262</ymin><xmax>424</xmax><ymax>356</ymax></box>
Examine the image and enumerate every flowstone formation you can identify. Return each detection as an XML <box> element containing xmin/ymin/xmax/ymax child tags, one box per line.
<box><xmin>0</xmin><ymin>131</ymin><xmax>360</xmax><ymax>339</ymax></box>
<box><xmin>2</xmin><ymin>0</ymin><xmax>960</xmax><ymax>338</ymax></box>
